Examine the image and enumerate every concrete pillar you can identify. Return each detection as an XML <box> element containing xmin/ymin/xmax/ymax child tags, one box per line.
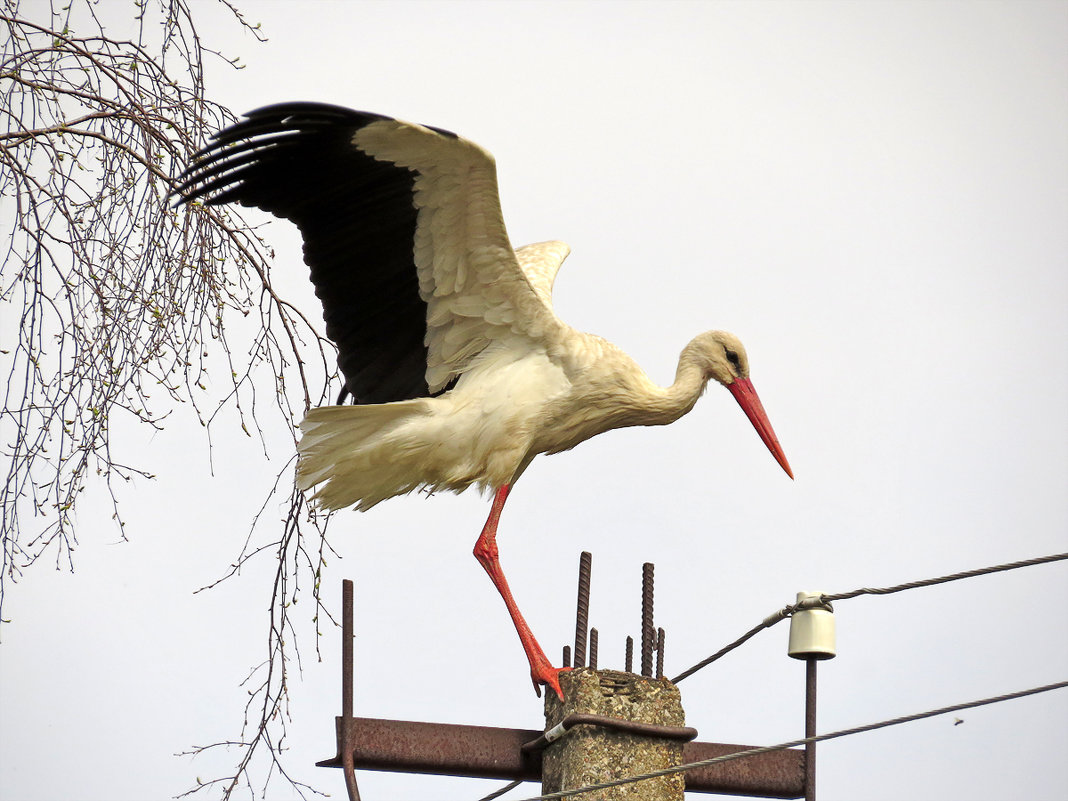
<box><xmin>541</xmin><ymin>668</ymin><xmax>685</xmax><ymax>800</ymax></box>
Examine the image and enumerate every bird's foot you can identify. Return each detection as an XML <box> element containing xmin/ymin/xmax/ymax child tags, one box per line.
<box><xmin>531</xmin><ymin>661</ymin><xmax>571</xmax><ymax>700</ymax></box>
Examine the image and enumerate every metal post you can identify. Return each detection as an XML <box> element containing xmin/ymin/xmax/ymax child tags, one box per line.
<box><xmin>787</xmin><ymin>589</ymin><xmax>834</xmax><ymax>801</ymax></box>
<box><xmin>805</xmin><ymin>658</ymin><xmax>817</xmax><ymax>801</ymax></box>
<box><xmin>341</xmin><ymin>579</ymin><xmax>361</xmax><ymax>801</ymax></box>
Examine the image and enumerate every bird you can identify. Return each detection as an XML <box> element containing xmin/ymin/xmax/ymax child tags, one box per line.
<box><xmin>177</xmin><ymin>102</ymin><xmax>793</xmax><ymax>700</ymax></box>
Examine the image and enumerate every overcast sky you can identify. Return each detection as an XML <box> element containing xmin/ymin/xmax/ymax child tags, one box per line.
<box><xmin>2</xmin><ymin>1</ymin><xmax>1066</xmax><ymax>800</ymax></box>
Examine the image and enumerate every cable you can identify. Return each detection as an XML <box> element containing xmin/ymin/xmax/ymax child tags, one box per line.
<box><xmin>671</xmin><ymin>611</ymin><xmax>786</xmax><ymax>683</ymax></box>
<box><xmin>822</xmin><ymin>551</ymin><xmax>1068</xmax><ymax>603</ymax></box>
<box><xmin>478</xmin><ymin>716</ymin><xmax>698</xmax><ymax>800</ymax></box>
<box><xmin>507</xmin><ymin>680</ymin><xmax>1068</xmax><ymax>801</ymax></box>
<box><xmin>482</xmin><ymin>552</ymin><xmax>1068</xmax><ymax>798</ymax></box>
<box><xmin>672</xmin><ymin>551</ymin><xmax>1068</xmax><ymax>684</ymax></box>
<box><xmin>477</xmin><ymin>779</ymin><xmax>523</xmax><ymax>801</ymax></box>
<box><xmin>521</xmin><ymin>714</ymin><xmax>697</xmax><ymax>754</ymax></box>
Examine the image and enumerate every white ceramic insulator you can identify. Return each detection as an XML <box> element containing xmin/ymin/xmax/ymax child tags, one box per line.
<box><xmin>788</xmin><ymin>590</ymin><xmax>837</xmax><ymax>660</ymax></box>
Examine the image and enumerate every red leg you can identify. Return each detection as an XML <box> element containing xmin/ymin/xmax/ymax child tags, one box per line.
<box><xmin>473</xmin><ymin>484</ymin><xmax>568</xmax><ymax>699</ymax></box>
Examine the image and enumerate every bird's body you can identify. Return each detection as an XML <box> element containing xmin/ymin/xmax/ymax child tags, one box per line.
<box><xmin>299</xmin><ymin>300</ymin><xmax>725</xmax><ymax>511</ymax></box>
<box><xmin>179</xmin><ymin>103</ymin><xmax>792</xmax><ymax>699</ymax></box>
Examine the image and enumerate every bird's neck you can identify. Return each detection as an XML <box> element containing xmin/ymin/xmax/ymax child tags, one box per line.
<box><xmin>640</xmin><ymin>349</ymin><xmax>710</xmax><ymax>426</ymax></box>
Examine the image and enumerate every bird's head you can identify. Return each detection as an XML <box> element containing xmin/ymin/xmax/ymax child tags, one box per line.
<box><xmin>691</xmin><ymin>330</ymin><xmax>793</xmax><ymax>479</ymax></box>
<box><xmin>692</xmin><ymin>330</ymin><xmax>751</xmax><ymax>386</ymax></box>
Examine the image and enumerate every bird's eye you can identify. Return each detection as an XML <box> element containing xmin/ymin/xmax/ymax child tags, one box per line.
<box><xmin>725</xmin><ymin>349</ymin><xmax>740</xmax><ymax>367</ymax></box>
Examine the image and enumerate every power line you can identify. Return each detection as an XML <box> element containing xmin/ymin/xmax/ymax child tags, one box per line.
<box><xmin>507</xmin><ymin>679</ymin><xmax>1068</xmax><ymax>801</ymax></box>
<box><xmin>821</xmin><ymin>551</ymin><xmax>1068</xmax><ymax>603</ymax></box>
<box><xmin>477</xmin><ymin>779</ymin><xmax>523</xmax><ymax>801</ymax></box>
<box><xmin>476</xmin><ymin>552</ymin><xmax>1068</xmax><ymax>799</ymax></box>
<box><xmin>672</xmin><ymin>551</ymin><xmax>1068</xmax><ymax>684</ymax></box>
<box><xmin>671</xmin><ymin>611</ymin><xmax>787</xmax><ymax>684</ymax></box>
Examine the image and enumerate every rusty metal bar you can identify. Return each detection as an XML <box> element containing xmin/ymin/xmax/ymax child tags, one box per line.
<box><xmin>641</xmin><ymin>562</ymin><xmax>655</xmax><ymax>677</ymax></box>
<box><xmin>574</xmin><ymin>551</ymin><xmax>592</xmax><ymax>668</ymax></box>
<box><xmin>589</xmin><ymin>627</ymin><xmax>599</xmax><ymax>670</ymax></box>
<box><xmin>340</xmin><ymin>579</ymin><xmax>360</xmax><ymax>801</ymax></box>
<box><xmin>805</xmin><ymin>658</ymin><xmax>817</xmax><ymax>801</ymax></box>
<box><xmin>317</xmin><ymin>717</ymin><xmax>805</xmax><ymax>796</ymax></box>
<box><xmin>343</xmin><ymin>580</ymin><xmax>353</xmax><ymax>720</ymax></box>
<box><xmin>319</xmin><ymin>717</ymin><xmax>541</xmax><ymax>780</ymax></box>
<box><xmin>625</xmin><ymin>635</ymin><xmax>634</xmax><ymax>673</ymax></box>
<box><xmin>656</xmin><ymin>627</ymin><xmax>666</xmax><ymax>679</ymax></box>
<box><xmin>682</xmin><ymin>740</ymin><xmax>806</xmax><ymax>798</ymax></box>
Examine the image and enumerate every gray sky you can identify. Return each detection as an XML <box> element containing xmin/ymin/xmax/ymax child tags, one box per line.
<box><xmin>2</xmin><ymin>1</ymin><xmax>1066</xmax><ymax>799</ymax></box>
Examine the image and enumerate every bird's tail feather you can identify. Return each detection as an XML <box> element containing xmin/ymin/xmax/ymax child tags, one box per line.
<box><xmin>296</xmin><ymin>402</ymin><xmax>485</xmax><ymax>511</ymax></box>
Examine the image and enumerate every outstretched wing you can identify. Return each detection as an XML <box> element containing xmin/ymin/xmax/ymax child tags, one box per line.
<box><xmin>177</xmin><ymin>102</ymin><xmax>565</xmax><ymax>403</ymax></box>
<box><xmin>516</xmin><ymin>240</ymin><xmax>571</xmax><ymax>309</ymax></box>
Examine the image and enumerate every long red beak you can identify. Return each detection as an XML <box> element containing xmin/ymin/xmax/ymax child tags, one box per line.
<box><xmin>727</xmin><ymin>377</ymin><xmax>793</xmax><ymax>479</ymax></box>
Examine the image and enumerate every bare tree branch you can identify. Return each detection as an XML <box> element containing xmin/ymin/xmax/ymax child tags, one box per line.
<box><xmin>1</xmin><ymin>1</ymin><xmax>339</xmax><ymax>797</ymax></box>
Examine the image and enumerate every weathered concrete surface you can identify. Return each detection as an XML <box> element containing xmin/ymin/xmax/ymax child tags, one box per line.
<box><xmin>542</xmin><ymin>668</ymin><xmax>685</xmax><ymax>800</ymax></box>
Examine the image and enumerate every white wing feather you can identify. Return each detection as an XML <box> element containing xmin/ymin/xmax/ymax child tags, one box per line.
<box><xmin>354</xmin><ymin>120</ymin><xmax>569</xmax><ymax>392</ymax></box>
<box><xmin>516</xmin><ymin>240</ymin><xmax>571</xmax><ymax>308</ymax></box>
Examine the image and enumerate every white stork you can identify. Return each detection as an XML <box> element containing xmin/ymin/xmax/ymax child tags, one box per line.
<box><xmin>179</xmin><ymin>103</ymin><xmax>793</xmax><ymax>699</ymax></box>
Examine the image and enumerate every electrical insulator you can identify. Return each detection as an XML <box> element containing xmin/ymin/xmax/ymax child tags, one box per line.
<box><xmin>788</xmin><ymin>590</ymin><xmax>836</xmax><ymax>660</ymax></box>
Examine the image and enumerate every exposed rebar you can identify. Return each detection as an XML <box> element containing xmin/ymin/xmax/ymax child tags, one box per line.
<box><xmin>589</xmin><ymin>628</ymin><xmax>599</xmax><ymax>670</ymax></box>
<box><xmin>573</xmin><ymin>551</ymin><xmax>592</xmax><ymax>668</ymax></box>
<box><xmin>656</xmin><ymin>627</ymin><xmax>665</xmax><ymax>679</ymax></box>
<box><xmin>641</xmin><ymin>563</ymin><xmax>655</xmax><ymax>677</ymax></box>
<box><xmin>625</xmin><ymin>636</ymin><xmax>634</xmax><ymax>673</ymax></box>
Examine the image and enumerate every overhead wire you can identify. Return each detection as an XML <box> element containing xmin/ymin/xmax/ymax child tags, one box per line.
<box><xmin>672</xmin><ymin>551</ymin><xmax>1068</xmax><ymax>683</ymax></box>
<box><xmin>507</xmin><ymin>680</ymin><xmax>1068</xmax><ymax>801</ymax></box>
<box><xmin>821</xmin><ymin>550</ymin><xmax>1068</xmax><ymax>602</ymax></box>
<box><xmin>477</xmin><ymin>550</ymin><xmax>1068</xmax><ymax>800</ymax></box>
<box><xmin>477</xmin><ymin>779</ymin><xmax>523</xmax><ymax>801</ymax></box>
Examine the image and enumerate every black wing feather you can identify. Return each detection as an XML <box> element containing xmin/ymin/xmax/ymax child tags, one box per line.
<box><xmin>177</xmin><ymin>102</ymin><xmax>451</xmax><ymax>405</ymax></box>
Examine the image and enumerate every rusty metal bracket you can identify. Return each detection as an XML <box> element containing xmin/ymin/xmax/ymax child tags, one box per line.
<box><xmin>317</xmin><ymin>574</ymin><xmax>806</xmax><ymax>798</ymax></box>
<box><xmin>318</xmin><ymin>715</ymin><xmax>804</xmax><ymax>797</ymax></box>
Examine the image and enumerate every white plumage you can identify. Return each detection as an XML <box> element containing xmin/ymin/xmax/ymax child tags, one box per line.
<box><xmin>179</xmin><ymin>103</ymin><xmax>792</xmax><ymax>699</ymax></box>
